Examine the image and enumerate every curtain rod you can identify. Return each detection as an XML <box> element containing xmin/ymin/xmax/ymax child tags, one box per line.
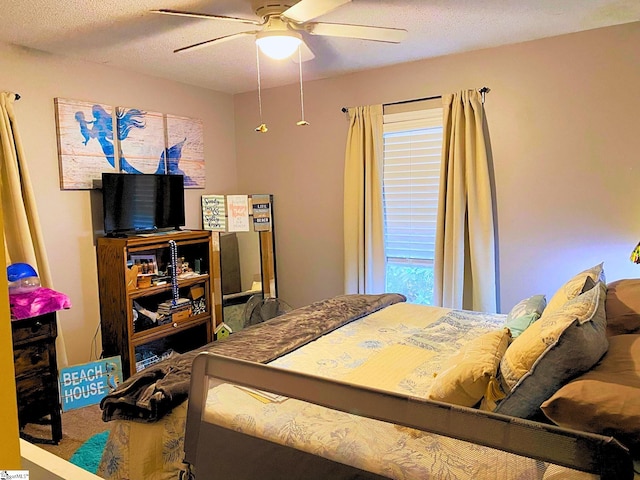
<box><xmin>340</xmin><ymin>87</ymin><xmax>490</xmax><ymax>113</ymax></box>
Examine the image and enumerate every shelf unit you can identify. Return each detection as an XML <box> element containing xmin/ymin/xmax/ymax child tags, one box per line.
<box><xmin>97</xmin><ymin>230</ymin><xmax>219</xmax><ymax>378</ymax></box>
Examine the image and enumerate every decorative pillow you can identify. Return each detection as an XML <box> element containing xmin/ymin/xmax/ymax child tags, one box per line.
<box><xmin>604</xmin><ymin>279</ymin><xmax>640</xmax><ymax>336</ymax></box>
<box><xmin>494</xmin><ymin>283</ymin><xmax>607</xmax><ymax>419</ymax></box>
<box><xmin>505</xmin><ymin>294</ymin><xmax>546</xmax><ymax>338</ymax></box>
<box><xmin>505</xmin><ymin>313</ymin><xmax>538</xmax><ymax>339</ymax></box>
<box><xmin>541</xmin><ymin>334</ymin><xmax>640</xmax><ymax>450</ymax></box>
<box><xmin>545</xmin><ymin>263</ymin><xmax>605</xmax><ymax>315</ymax></box>
<box><xmin>427</xmin><ymin>328</ymin><xmax>511</xmax><ymax>407</ymax></box>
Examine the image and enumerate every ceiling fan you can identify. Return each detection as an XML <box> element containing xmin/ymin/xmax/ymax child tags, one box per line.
<box><xmin>152</xmin><ymin>0</ymin><xmax>408</xmax><ymax>60</ymax></box>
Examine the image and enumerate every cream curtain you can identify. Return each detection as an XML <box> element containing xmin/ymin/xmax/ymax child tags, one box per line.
<box><xmin>343</xmin><ymin>105</ymin><xmax>386</xmax><ymax>294</ymax></box>
<box><xmin>0</xmin><ymin>92</ymin><xmax>68</xmax><ymax>366</ymax></box>
<box><xmin>434</xmin><ymin>90</ymin><xmax>497</xmax><ymax>312</ymax></box>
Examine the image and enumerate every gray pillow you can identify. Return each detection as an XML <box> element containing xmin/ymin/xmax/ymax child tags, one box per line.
<box><xmin>495</xmin><ymin>283</ymin><xmax>608</xmax><ymax>419</ymax></box>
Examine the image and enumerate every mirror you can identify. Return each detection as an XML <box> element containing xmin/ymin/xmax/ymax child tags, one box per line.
<box><xmin>220</xmin><ymin>230</ymin><xmax>262</xmax><ymax>332</ymax></box>
<box><xmin>209</xmin><ymin>194</ymin><xmax>277</xmax><ymax>333</ymax></box>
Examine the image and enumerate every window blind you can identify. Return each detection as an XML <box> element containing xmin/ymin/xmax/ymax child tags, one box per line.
<box><xmin>383</xmin><ymin>108</ymin><xmax>443</xmax><ymax>263</ymax></box>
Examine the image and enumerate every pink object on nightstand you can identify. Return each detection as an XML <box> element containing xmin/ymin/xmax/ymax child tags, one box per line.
<box><xmin>9</xmin><ymin>287</ymin><xmax>72</xmax><ymax>320</ymax></box>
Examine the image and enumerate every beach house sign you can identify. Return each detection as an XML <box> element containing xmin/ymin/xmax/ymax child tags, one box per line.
<box><xmin>59</xmin><ymin>356</ymin><xmax>122</xmax><ymax>411</ymax></box>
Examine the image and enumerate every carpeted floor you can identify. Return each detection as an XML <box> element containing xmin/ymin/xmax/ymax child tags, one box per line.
<box><xmin>20</xmin><ymin>403</ymin><xmax>110</xmax><ymax>462</ymax></box>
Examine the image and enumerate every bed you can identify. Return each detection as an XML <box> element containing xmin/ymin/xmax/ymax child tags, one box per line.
<box><xmin>97</xmin><ymin>264</ymin><xmax>640</xmax><ymax>480</ymax></box>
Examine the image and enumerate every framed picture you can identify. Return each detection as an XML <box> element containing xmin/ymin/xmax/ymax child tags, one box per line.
<box><xmin>201</xmin><ymin>194</ymin><xmax>226</xmax><ymax>231</ymax></box>
<box><xmin>166</xmin><ymin>114</ymin><xmax>205</xmax><ymax>189</ymax></box>
<box><xmin>129</xmin><ymin>254</ymin><xmax>158</xmax><ymax>276</ymax></box>
<box><xmin>117</xmin><ymin>106</ymin><xmax>166</xmax><ymax>174</ymax></box>
<box><xmin>54</xmin><ymin>98</ymin><xmax>118</xmax><ymax>190</ymax></box>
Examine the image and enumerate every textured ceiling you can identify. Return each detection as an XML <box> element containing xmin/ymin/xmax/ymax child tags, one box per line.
<box><xmin>2</xmin><ymin>0</ymin><xmax>639</xmax><ymax>94</ymax></box>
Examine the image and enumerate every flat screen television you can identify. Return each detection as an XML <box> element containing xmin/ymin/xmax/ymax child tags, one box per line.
<box><xmin>102</xmin><ymin>173</ymin><xmax>185</xmax><ymax>236</ymax></box>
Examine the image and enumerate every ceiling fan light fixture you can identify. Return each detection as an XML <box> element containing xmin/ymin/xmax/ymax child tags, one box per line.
<box><xmin>256</xmin><ymin>30</ymin><xmax>302</xmax><ymax>60</ymax></box>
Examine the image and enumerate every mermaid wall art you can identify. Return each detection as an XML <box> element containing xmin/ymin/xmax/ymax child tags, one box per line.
<box><xmin>54</xmin><ymin>98</ymin><xmax>204</xmax><ymax>189</ymax></box>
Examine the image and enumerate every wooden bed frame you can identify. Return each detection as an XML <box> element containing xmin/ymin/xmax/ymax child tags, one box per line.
<box><xmin>184</xmin><ymin>352</ymin><xmax>634</xmax><ymax>480</ymax></box>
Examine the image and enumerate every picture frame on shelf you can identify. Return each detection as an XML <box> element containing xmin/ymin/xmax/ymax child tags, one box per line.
<box><xmin>129</xmin><ymin>254</ymin><xmax>158</xmax><ymax>276</ymax></box>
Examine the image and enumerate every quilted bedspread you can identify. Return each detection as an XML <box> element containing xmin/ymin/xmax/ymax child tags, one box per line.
<box><xmin>98</xmin><ymin>297</ymin><xmax>595</xmax><ymax>480</ymax></box>
<box><xmin>100</xmin><ymin>293</ymin><xmax>406</xmax><ymax>422</ymax></box>
<box><xmin>202</xmin><ymin>302</ymin><xmax>538</xmax><ymax>480</ymax></box>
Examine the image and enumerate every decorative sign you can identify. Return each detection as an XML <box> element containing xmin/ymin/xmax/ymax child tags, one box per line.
<box><xmin>227</xmin><ymin>195</ymin><xmax>250</xmax><ymax>232</ymax></box>
<box><xmin>59</xmin><ymin>356</ymin><xmax>122</xmax><ymax>411</ymax></box>
<box><xmin>117</xmin><ymin>106</ymin><xmax>166</xmax><ymax>174</ymax></box>
<box><xmin>54</xmin><ymin>98</ymin><xmax>117</xmax><ymax>190</ymax></box>
<box><xmin>54</xmin><ymin>97</ymin><xmax>205</xmax><ymax>189</ymax></box>
<box><xmin>202</xmin><ymin>194</ymin><xmax>226</xmax><ymax>231</ymax></box>
<box><xmin>166</xmin><ymin>114</ymin><xmax>205</xmax><ymax>189</ymax></box>
<box><xmin>252</xmin><ymin>194</ymin><xmax>272</xmax><ymax>232</ymax></box>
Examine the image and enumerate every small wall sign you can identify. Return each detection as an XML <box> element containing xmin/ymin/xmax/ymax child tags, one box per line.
<box><xmin>252</xmin><ymin>194</ymin><xmax>272</xmax><ymax>232</ymax></box>
<box><xmin>202</xmin><ymin>194</ymin><xmax>226</xmax><ymax>231</ymax></box>
<box><xmin>227</xmin><ymin>195</ymin><xmax>250</xmax><ymax>232</ymax></box>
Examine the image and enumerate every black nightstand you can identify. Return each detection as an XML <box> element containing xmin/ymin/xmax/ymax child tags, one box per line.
<box><xmin>12</xmin><ymin>311</ymin><xmax>63</xmax><ymax>444</ymax></box>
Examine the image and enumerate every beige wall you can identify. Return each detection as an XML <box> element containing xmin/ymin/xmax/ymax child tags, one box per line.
<box><xmin>0</xmin><ymin>42</ymin><xmax>238</xmax><ymax>366</ymax></box>
<box><xmin>2</xmin><ymin>22</ymin><xmax>639</xmax><ymax>370</ymax></box>
<box><xmin>233</xmin><ymin>21</ymin><xmax>640</xmax><ymax>312</ymax></box>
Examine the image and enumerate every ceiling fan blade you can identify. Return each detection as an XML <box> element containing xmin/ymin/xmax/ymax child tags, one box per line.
<box><xmin>174</xmin><ymin>31</ymin><xmax>258</xmax><ymax>54</ymax></box>
<box><xmin>282</xmin><ymin>0</ymin><xmax>351</xmax><ymax>24</ymax></box>
<box><xmin>151</xmin><ymin>9</ymin><xmax>264</xmax><ymax>26</ymax></box>
<box><xmin>293</xmin><ymin>40</ymin><xmax>315</xmax><ymax>63</ymax></box>
<box><xmin>307</xmin><ymin>22</ymin><xmax>407</xmax><ymax>43</ymax></box>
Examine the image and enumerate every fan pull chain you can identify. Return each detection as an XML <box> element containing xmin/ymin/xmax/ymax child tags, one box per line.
<box><xmin>255</xmin><ymin>46</ymin><xmax>268</xmax><ymax>133</ymax></box>
<box><xmin>296</xmin><ymin>46</ymin><xmax>309</xmax><ymax>127</ymax></box>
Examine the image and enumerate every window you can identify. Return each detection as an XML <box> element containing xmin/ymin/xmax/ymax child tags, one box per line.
<box><xmin>382</xmin><ymin>108</ymin><xmax>443</xmax><ymax>305</ymax></box>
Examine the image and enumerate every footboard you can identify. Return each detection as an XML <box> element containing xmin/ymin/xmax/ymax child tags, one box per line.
<box><xmin>185</xmin><ymin>352</ymin><xmax>633</xmax><ymax>480</ymax></box>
